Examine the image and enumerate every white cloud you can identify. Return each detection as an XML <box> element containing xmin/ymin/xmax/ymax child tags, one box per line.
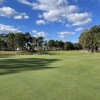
<box><xmin>32</xmin><ymin>30</ymin><xmax>37</xmax><ymax>33</ymax></box>
<box><xmin>0</xmin><ymin>7</ymin><xmax>17</xmax><ymax>17</ymax></box>
<box><xmin>24</xmin><ymin>15</ymin><xmax>29</xmax><ymax>19</ymax></box>
<box><xmin>0</xmin><ymin>7</ymin><xmax>29</xmax><ymax>19</ymax></box>
<box><xmin>75</xmin><ymin>27</ymin><xmax>84</xmax><ymax>31</ymax></box>
<box><xmin>0</xmin><ymin>24</ymin><xmax>21</xmax><ymax>33</ymax></box>
<box><xmin>14</xmin><ymin>13</ymin><xmax>29</xmax><ymax>19</ymax></box>
<box><xmin>67</xmin><ymin>12</ymin><xmax>91</xmax><ymax>22</ymax></box>
<box><xmin>58</xmin><ymin>31</ymin><xmax>75</xmax><ymax>38</ymax></box>
<box><xmin>35</xmin><ymin>20</ymin><xmax>46</xmax><ymax>25</ymax></box>
<box><xmin>18</xmin><ymin>0</ymin><xmax>92</xmax><ymax>26</ymax></box>
<box><xmin>59</xmin><ymin>31</ymin><xmax>75</xmax><ymax>35</ymax></box>
<box><xmin>73</xmin><ymin>0</ymin><xmax>100</xmax><ymax>3</ymax></box>
<box><xmin>36</xmin><ymin>32</ymin><xmax>48</xmax><ymax>37</ymax></box>
<box><xmin>14</xmin><ymin>15</ymin><xmax>22</xmax><ymax>19</ymax></box>
<box><xmin>32</xmin><ymin>30</ymin><xmax>48</xmax><ymax>37</ymax></box>
<box><xmin>17</xmin><ymin>0</ymin><xmax>35</xmax><ymax>6</ymax></box>
<box><xmin>67</xmin><ymin>12</ymin><xmax>92</xmax><ymax>26</ymax></box>
<box><xmin>72</xmin><ymin>18</ymin><xmax>92</xmax><ymax>26</ymax></box>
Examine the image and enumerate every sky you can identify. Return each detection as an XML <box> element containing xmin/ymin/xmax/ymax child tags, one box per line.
<box><xmin>0</xmin><ymin>0</ymin><xmax>100</xmax><ymax>43</ymax></box>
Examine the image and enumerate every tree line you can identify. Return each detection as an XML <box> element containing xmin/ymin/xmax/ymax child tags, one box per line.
<box><xmin>79</xmin><ymin>25</ymin><xmax>100</xmax><ymax>52</ymax></box>
<box><xmin>0</xmin><ymin>32</ymin><xmax>82</xmax><ymax>52</ymax></box>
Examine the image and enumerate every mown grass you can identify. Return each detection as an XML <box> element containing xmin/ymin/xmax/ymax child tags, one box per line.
<box><xmin>0</xmin><ymin>51</ymin><xmax>100</xmax><ymax>100</ymax></box>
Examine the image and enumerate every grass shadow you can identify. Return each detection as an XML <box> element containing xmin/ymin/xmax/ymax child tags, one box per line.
<box><xmin>0</xmin><ymin>58</ymin><xmax>59</xmax><ymax>75</ymax></box>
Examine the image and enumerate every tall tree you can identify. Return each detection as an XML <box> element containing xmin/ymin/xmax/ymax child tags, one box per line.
<box><xmin>64</xmin><ymin>42</ymin><xmax>74</xmax><ymax>50</ymax></box>
<box><xmin>79</xmin><ymin>25</ymin><xmax>100</xmax><ymax>52</ymax></box>
<box><xmin>15</xmin><ymin>33</ymin><xmax>26</xmax><ymax>51</ymax></box>
<box><xmin>48</xmin><ymin>40</ymin><xmax>56</xmax><ymax>50</ymax></box>
<box><xmin>7</xmin><ymin>33</ymin><xmax>15</xmax><ymax>51</ymax></box>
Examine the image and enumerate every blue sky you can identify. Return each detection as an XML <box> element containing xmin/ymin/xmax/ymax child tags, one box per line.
<box><xmin>0</xmin><ymin>0</ymin><xmax>100</xmax><ymax>42</ymax></box>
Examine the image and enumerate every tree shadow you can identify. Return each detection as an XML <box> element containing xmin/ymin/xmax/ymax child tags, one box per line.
<box><xmin>0</xmin><ymin>58</ymin><xmax>59</xmax><ymax>75</ymax></box>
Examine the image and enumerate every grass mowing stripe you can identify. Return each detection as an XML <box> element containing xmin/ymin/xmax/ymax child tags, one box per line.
<box><xmin>0</xmin><ymin>51</ymin><xmax>100</xmax><ymax>100</ymax></box>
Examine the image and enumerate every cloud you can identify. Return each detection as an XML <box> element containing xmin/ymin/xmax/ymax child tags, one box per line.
<box><xmin>17</xmin><ymin>0</ymin><xmax>35</xmax><ymax>6</ymax></box>
<box><xmin>0</xmin><ymin>7</ymin><xmax>29</xmax><ymax>19</ymax></box>
<box><xmin>0</xmin><ymin>24</ymin><xmax>21</xmax><ymax>33</ymax></box>
<box><xmin>75</xmin><ymin>27</ymin><xmax>84</xmax><ymax>31</ymax></box>
<box><xmin>59</xmin><ymin>31</ymin><xmax>75</xmax><ymax>35</ymax></box>
<box><xmin>17</xmin><ymin>0</ymin><xmax>92</xmax><ymax>26</ymax></box>
<box><xmin>67</xmin><ymin>12</ymin><xmax>92</xmax><ymax>26</ymax></box>
<box><xmin>35</xmin><ymin>20</ymin><xmax>46</xmax><ymax>25</ymax></box>
<box><xmin>72</xmin><ymin>18</ymin><xmax>92</xmax><ymax>26</ymax></box>
<box><xmin>73</xmin><ymin>0</ymin><xmax>100</xmax><ymax>3</ymax></box>
<box><xmin>32</xmin><ymin>30</ymin><xmax>48</xmax><ymax>37</ymax></box>
<box><xmin>14</xmin><ymin>13</ymin><xmax>29</xmax><ymax>19</ymax></box>
<box><xmin>58</xmin><ymin>31</ymin><xmax>75</xmax><ymax>38</ymax></box>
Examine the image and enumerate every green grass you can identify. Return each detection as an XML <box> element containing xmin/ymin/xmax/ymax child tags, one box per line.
<box><xmin>0</xmin><ymin>51</ymin><xmax>100</xmax><ymax>100</ymax></box>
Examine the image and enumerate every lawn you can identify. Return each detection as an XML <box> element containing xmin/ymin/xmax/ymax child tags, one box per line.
<box><xmin>0</xmin><ymin>51</ymin><xmax>100</xmax><ymax>100</ymax></box>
